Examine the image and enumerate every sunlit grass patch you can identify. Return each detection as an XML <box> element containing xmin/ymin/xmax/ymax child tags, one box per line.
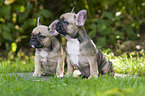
<box><xmin>107</xmin><ymin>52</ymin><xmax>145</xmax><ymax>76</ymax></box>
<box><xmin>1</xmin><ymin>51</ymin><xmax>145</xmax><ymax>76</ymax></box>
<box><xmin>0</xmin><ymin>57</ymin><xmax>34</xmax><ymax>73</ymax></box>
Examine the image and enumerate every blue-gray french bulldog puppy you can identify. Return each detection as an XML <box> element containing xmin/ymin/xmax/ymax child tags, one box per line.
<box><xmin>29</xmin><ymin>18</ymin><xmax>65</xmax><ymax>77</ymax></box>
<box><xmin>49</xmin><ymin>10</ymin><xmax>114</xmax><ymax>78</ymax></box>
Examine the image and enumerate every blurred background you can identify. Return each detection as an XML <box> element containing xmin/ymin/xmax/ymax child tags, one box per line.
<box><xmin>0</xmin><ymin>0</ymin><xmax>145</xmax><ymax>59</ymax></box>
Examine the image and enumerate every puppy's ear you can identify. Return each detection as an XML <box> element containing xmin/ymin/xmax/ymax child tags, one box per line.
<box><xmin>71</xmin><ymin>7</ymin><xmax>75</xmax><ymax>13</ymax></box>
<box><xmin>75</xmin><ymin>10</ymin><xmax>87</xmax><ymax>26</ymax></box>
<box><xmin>37</xmin><ymin>17</ymin><xmax>41</xmax><ymax>26</ymax></box>
<box><xmin>49</xmin><ymin>20</ymin><xmax>59</xmax><ymax>36</ymax></box>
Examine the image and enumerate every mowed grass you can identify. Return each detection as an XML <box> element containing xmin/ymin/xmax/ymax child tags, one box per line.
<box><xmin>0</xmin><ymin>52</ymin><xmax>145</xmax><ymax>75</ymax></box>
<box><xmin>0</xmin><ymin>52</ymin><xmax>145</xmax><ymax>96</ymax></box>
<box><xmin>0</xmin><ymin>57</ymin><xmax>34</xmax><ymax>73</ymax></box>
<box><xmin>0</xmin><ymin>74</ymin><xmax>145</xmax><ymax>96</ymax></box>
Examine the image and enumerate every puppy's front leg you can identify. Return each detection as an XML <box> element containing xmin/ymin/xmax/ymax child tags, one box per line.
<box><xmin>88</xmin><ymin>57</ymin><xmax>99</xmax><ymax>79</ymax></box>
<box><xmin>56</xmin><ymin>57</ymin><xmax>64</xmax><ymax>77</ymax></box>
<box><xmin>65</xmin><ymin>56</ymin><xmax>74</xmax><ymax>77</ymax></box>
<box><xmin>33</xmin><ymin>51</ymin><xmax>41</xmax><ymax>77</ymax></box>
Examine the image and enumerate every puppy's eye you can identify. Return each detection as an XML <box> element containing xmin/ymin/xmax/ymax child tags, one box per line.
<box><xmin>60</xmin><ymin>17</ymin><xmax>69</xmax><ymax>25</ymax></box>
<box><xmin>38</xmin><ymin>35</ymin><xmax>46</xmax><ymax>39</ymax></box>
<box><xmin>63</xmin><ymin>21</ymin><xmax>69</xmax><ymax>25</ymax></box>
<box><xmin>62</xmin><ymin>19</ymin><xmax>69</xmax><ymax>25</ymax></box>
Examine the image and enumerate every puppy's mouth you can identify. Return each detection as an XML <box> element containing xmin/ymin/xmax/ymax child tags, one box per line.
<box><xmin>35</xmin><ymin>44</ymin><xmax>44</xmax><ymax>48</ymax></box>
<box><xmin>31</xmin><ymin>45</ymin><xmax>35</xmax><ymax>48</ymax></box>
<box><xmin>29</xmin><ymin>41</ymin><xmax>44</xmax><ymax>48</ymax></box>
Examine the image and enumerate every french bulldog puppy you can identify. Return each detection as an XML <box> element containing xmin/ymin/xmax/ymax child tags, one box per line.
<box><xmin>29</xmin><ymin>17</ymin><xmax>65</xmax><ymax>77</ymax></box>
<box><xmin>49</xmin><ymin>10</ymin><xmax>114</xmax><ymax>78</ymax></box>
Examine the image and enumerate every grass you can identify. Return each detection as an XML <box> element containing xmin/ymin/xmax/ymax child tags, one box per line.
<box><xmin>0</xmin><ymin>74</ymin><xmax>145</xmax><ymax>96</ymax></box>
<box><xmin>107</xmin><ymin>52</ymin><xmax>145</xmax><ymax>76</ymax></box>
<box><xmin>0</xmin><ymin>51</ymin><xmax>145</xmax><ymax>96</ymax></box>
<box><xmin>0</xmin><ymin>57</ymin><xmax>34</xmax><ymax>73</ymax></box>
<box><xmin>0</xmin><ymin>52</ymin><xmax>145</xmax><ymax>75</ymax></box>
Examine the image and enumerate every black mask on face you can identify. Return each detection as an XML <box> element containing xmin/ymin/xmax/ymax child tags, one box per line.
<box><xmin>55</xmin><ymin>17</ymin><xmax>69</xmax><ymax>35</ymax></box>
<box><xmin>29</xmin><ymin>32</ymin><xmax>45</xmax><ymax>48</ymax></box>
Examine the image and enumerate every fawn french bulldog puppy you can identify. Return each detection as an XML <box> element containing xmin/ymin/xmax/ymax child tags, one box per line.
<box><xmin>29</xmin><ymin>17</ymin><xmax>65</xmax><ymax>77</ymax></box>
<box><xmin>49</xmin><ymin>10</ymin><xmax>114</xmax><ymax>78</ymax></box>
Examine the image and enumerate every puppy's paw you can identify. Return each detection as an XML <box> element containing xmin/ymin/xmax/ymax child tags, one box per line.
<box><xmin>57</xmin><ymin>73</ymin><xmax>63</xmax><ymax>78</ymax></box>
<box><xmin>88</xmin><ymin>76</ymin><xmax>91</xmax><ymax>79</ymax></box>
<box><xmin>33</xmin><ymin>71</ymin><xmax>41</xmax><ymax>77</ymax></box>
<box><xmin>88</xmin><ymin>75</ymin><xmax>98</xmax><ymax>79</ymax></box>
<box><xmin>41</xmin><ymin>71</ymin><xmax>49</xmax><ymax>76</ymax></box>
<box><xmin>65</xmin><ymin>73</ymin><xmax>69</xmax><ymax>77</ymax></box>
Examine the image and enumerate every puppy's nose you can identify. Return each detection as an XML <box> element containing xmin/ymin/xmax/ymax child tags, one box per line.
<box><xmin>31</xmin><ymin>38</ymin><xmax>35</xmax><ymax>41</ymax></box>
<box><xmin>31</xmin><ymin>37</ymin><xmax>36</xmax><ymax>41</ymax></box>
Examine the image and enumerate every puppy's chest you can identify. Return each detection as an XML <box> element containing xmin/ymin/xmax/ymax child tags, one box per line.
<box><xmin>39</xmin><ymin>50</ymin><xmax>56</xmax><ymax>63</ymax></box>
<box><xmin>67</xmin><ymin>39</ymin><xmax>81</xmax><ymax>67</ymax></box>
<box><xmin>67</xmin><ymin>39</ymin><xmax>80</xmax><ymax>54</ymax></box>
<box><xmin>39</xmin><ymin>50</ymin><xmax>49</xmax><ymax>62</ymax></box>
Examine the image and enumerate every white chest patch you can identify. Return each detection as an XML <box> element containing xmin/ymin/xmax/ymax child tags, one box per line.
<box><xmin>67</xmin><ymin>39</ymin><xmax>80</xmax><ymax>67</ymax></box>
<box><xmin>39</xmin><ymin>50</ymin><xmax>48</xmax><ymax>62</ymax></box>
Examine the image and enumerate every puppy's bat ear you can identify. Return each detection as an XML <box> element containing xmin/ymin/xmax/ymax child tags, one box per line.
<box><xmin>37</xmin><ymin>17</ymin><xmax>41</xmax><ymax>26</ymax></box>
<box><xmin>75</xmin><ymin>10</ymin><xmax>87</xmax><ymax>26</ymax></box>
<box><xmin>71</xmin><ymin>7</ymin><xmax>75</xmax><ymax>13</ymax></box>
<box><xmin>49</xmin><ymin>20</ymin><xmax>59</xmax><ymax>36</ymax></box>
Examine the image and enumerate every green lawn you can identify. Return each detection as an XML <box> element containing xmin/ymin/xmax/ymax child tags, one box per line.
<box><xmin>0</xmin><ymin>52</ymin><xmax>145</xmax><ymax>75</ymax></box>
<box><xmin>0</xmin><ymin>74</ymin><xmax>145</xmax><ymax>96</ymax></box>
<box><xmin>0</xmin><ymin>52</ymin><xmax>145</xmax><ymax>96</ymax></box>
<box><xmin>0</xmin><ymin>57</ymin><xmax>34</xmax><ymax>73</ymax></box>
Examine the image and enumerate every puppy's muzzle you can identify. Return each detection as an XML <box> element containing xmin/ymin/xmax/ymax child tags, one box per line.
<box><xmin>55</xmin><ymin>17</ymin><xmax>68</xmax><ymax>35</ymax></box>
<box><xmin>29</xmin><ymin>35</ymin><xmax>44</xmax><ymax>48</ymax></box>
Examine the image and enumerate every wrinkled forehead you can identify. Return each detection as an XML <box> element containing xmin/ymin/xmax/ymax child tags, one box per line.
<box><xmin>32</xmin><ymin>25</ymin><xmax>50</xmax><ymax>36</ymax></box>
<box><xmin>60</xmin><ymin>13</ymin><xmax>76</xmax><ymax>23</ymax></box>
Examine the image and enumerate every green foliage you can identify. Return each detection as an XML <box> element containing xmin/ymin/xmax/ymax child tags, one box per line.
<box><xmin>0</xmin><ymin>5</ymin><xmax>11</xmax><ymax>18</ymax></box>
<box><xmin>84</xmin><ymin>0</ymin><xmax>145</xmax><ymax>47</ymax></box>
<box><xmin>0</xmin><ymin>0</ymin><xmax>145</xmax><ymax>56</ymax></box>
<box><xmin>103</xmin><ymin>11</ymin><xmax>113</xmax><ymax>20</ymax></box>
<box><xmin>0</xmin><ymin>0</ymin><xmax>53</xmax><ymax>55</ymax></box>
<box><xmin>97</xmin><ymin>37</ymin><xmax>106</xmax><ymax>48</ymax></box>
